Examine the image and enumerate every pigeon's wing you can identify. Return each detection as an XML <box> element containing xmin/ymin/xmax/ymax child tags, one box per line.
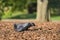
<box><xmin>23</xmin><ymin>23</ymin><xmax>29</xmax><ymax>27</ymax></box>
<box><xmin>14</xmin><ymin>24</ymin><xmax>23</xmax><ymax>32</ymax></box>
<box><xmin>22</xmin><ymin>23</ymin><xmax>31</xmax><ymax>30</ymax></box>
<box><xmin>17</xmin><ymin>24</ymin><xmax>26</xmax><ymax>31</ymax></box>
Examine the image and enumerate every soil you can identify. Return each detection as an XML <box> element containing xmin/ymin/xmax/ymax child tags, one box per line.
<box><xmin>0</xmin><ymin>21</ymin><xmax>60</xmax><ymax>40</ymax></box>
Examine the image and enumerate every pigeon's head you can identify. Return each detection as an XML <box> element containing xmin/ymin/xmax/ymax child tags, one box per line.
<box><xmin>30</xmin><ymin>23</ymin><xmax>35</xmax><ymax>26</ymax></box>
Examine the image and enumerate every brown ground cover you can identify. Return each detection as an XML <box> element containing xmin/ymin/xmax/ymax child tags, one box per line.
<box><xmin>0</xmin><ymin>21</ymin><xmax>60</xmax><ymax>40</ymax></box>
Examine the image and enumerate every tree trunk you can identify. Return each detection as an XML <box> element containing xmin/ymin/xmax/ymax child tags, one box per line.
<box><xmin>46</xmin><ymin>8</ymin><xmax>51</xmax><ymax>21</ymax></box>
<box><xmin>41</xmin><ymin>0</ymin><xmax>49</xmax><ymax>22</ymax></box>
<box><xmin>37</xmin><ymin>0</ymin><xmax>42</xmax><ymax>22</ymax></box>
<box><xmin>37</xmin><ymin>0</ymin><xmax>49</xmax><ymax>22</ymax></box>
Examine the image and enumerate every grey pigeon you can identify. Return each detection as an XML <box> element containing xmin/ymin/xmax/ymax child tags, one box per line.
<box><xmin>14</xmin><ymin>23</ymin><xmax>35</xmax><ymax>32</ymax></box>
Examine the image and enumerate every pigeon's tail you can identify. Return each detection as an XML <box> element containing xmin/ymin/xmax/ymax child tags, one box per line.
<box><xmin>14</xmin><ymin>24</ymin><xmax>17</xmax><ymax>29</ymax></box>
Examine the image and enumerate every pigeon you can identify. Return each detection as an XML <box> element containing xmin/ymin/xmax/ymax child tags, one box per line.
<box><xmin>14</xmin><ymin>23</ymin><xmax>35</xmax><ymax>32</ymax></box>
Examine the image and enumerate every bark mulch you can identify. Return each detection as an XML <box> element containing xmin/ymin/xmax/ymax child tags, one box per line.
<box><xmin>0</xmin><ymin>21</ymin><xmax>60</xmax><ymax>40</ymax></box>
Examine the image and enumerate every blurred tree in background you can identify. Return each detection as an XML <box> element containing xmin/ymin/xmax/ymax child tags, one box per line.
<box><xmin>48</xmin><ymin>0</ymin><xmax>60</xmax><ymax>15</ymax></box>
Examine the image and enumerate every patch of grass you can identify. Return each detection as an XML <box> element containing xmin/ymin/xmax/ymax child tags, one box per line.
<box><xmin>10</xmin><ymin>13</ymin><xmax>36</xmax><ymax>19</ymax></box>
<box><xmin>51</xmin><ymin>16</ymin><xmax>60</xmax><ymax>21</ymax></box>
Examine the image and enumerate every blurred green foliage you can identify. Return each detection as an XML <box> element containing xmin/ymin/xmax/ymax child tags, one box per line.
<box><xmin>0</xmin><ymin>0</ymin><xmax>60</xmax><ymax>20</ymax></box>
<box><xmin>2</xmin><ymin>12</ymin><xmax>36</xmax><ymax>19</ymax></box>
